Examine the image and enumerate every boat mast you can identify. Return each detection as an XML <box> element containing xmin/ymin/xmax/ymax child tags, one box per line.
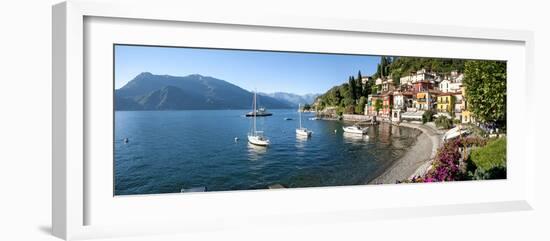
<box><xmin>299</xmin><ymin>104</ymin><xmax>302</xmax><ymax>129</ymax></box>
<box><xmin>253</xmin><ymin>91</ymin><xmax>257</xmax><ymax>134</ymax></box>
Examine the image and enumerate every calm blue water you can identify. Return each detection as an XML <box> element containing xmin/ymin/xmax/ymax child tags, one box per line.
<box><xmin>114</xmin><ymin>109</ymin><xmax>420</xmax><ymax>195</ymax></box>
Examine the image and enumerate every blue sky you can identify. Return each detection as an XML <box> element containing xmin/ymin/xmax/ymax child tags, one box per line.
<box><xmin>115</xmin><ymin>45</ymin><xmax>380</xmax><ymax>95</ymax></box>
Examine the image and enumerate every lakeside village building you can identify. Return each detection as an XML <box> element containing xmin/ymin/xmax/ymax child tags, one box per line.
<box><xmin>365</xmin><ymin>69</ymin><xmax>476</xmax><ymax>124</ymax></box>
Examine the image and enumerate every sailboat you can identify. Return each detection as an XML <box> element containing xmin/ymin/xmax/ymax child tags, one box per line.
<box><xmin>248</xmin><ymin>91</ymin><xmax>270</xmax><ymax>146</ymax></box>
<box><xmin>295</xmin><ymin>104</ymin><xmax>312</xmax><ymax>137</ymax></box>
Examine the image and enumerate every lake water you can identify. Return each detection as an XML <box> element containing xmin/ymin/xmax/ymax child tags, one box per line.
<box><xmin>114</xmin><ymin>109</ymin><xmax>421</xmax><ymax>195</ymax></box>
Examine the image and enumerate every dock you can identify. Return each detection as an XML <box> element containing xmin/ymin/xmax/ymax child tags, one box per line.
<box><xmin>342</xmin><ymin>114</ymin><xmax>372</xmax><ymax>122</ymax></box>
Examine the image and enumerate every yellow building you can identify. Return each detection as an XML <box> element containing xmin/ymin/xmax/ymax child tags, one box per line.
<box><xmin>462</xmin><ymin>110</ymin><xmax>473</xmax><ymax>123</ymax></box>
<box><xmin>460</xmin><ymin>87</ymin><xmax>476</xmax><ymax>123</ymax></box>
<box><xmin>436</xmin><ymin>93</ymin><xmax>454</xmax><ymax>113</ymax></box>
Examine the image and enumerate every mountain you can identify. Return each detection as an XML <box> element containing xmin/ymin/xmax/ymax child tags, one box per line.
<box><xmin>115</xmin><ymin>72</ymin><xmax>293</xmax><ymax>110</ymax></box>
<box><xmin>261</xmin><ymin>92</ymin><xmax>320</xmax><ymax>107</ymax></box>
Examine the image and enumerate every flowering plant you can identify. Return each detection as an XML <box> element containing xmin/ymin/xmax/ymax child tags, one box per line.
<box><xmin>406</xmin><ymin>137</ymin><xmax>488</xmax><ymax>183</ymax></box>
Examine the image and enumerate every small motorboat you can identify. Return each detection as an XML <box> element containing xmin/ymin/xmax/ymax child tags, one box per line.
<box><xmin>343</xmin><ymin>125</ymin><xmax>368</xmax><ymax>135</ymax></box>
<box><xmin>284</xmin><ymin>117</ymin><xmax>293</xmax><ymax>120</ymax></box>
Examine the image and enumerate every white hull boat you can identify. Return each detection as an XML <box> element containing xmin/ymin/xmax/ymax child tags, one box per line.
<box><xmin>248</xmin><ymin>91</ymin><xmax>270</xmax><ymax>146</ymax></box>
<box><xmin>443</xmin><ymin>126</ymin><xmax>470</xmax><ymax>141</ymax></box>
<box><xmin>296</xmin><ymin>128</ymin><xmax>312</xmax><ymax>137</ymax></box>
<box><xmin>296</xmin><ymin>104</ymin><xmax>312</xmax><ymax>137</ymax></box>
<box><xmin>248</xmin><ymin>133</ymin><xmax>270</xmax><ymax>146</ymax></box>
<box><xmin>343</xmin><ymin>125</ymin><xmax>368</xmax><ymax>135</ymax></box>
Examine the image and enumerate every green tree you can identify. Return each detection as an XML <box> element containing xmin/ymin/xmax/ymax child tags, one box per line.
<box><xmin>356</xmin><ymin>71</ymin><xmax>363</xmax><ymax>98</ymax></box>
<box><xmin>374</xmin><ymin>99</ymin><xmax>383</xmax><ymax>114</ymax></box>
<box><xmin>380</xmin><ymin>57</ymin><xmax>388</xmax><ymax>77</ymax></box>
<box><xmin>391</xmin><ymin>68</ymin><xmax>402</xmax><ymax>86</ymax></box>
<box><xmin>373</xmin><ymin>64</ymin><xmax>380</xmax><ymax>79</ymax></box>
<box><xmin>422</xmin><ymin>110</ymin><xmax>434</xmax><ymax>124</ymax></box>
<box><xmin>341</xmin><ymin>83</ymin><xmax>351</xmax><ymax>101</ymax></box>
<box><xmin>321</xmin><ymin>86</ymin><xmax>342</xmax><ymax>107</ymax></box>
<box><xmin>371</xmin><ymin>84</ymin><xmax>379</xmax><ymax>94</ymax></box>
<box><xmin>372</xmin><ymin>57</ymin><xmax>392</xmax><ymax>79</ymax></box>
<box><xmin>435</xmin><ymin>115</ymin><xmax>452</xmax><ymax>129</ymax></box>
<box><xmin>363</xmin><ymin>77</ymin><xmax>371</xmax><ymax>97</ymax></box>
<box><xmin>355</xmin><ymin>96</ymin><xmax>367</xmax><ymax>114</ymax></box>
<box><xmin>463</xmin><ymin>60</ymin><xmax>507</xmax><ymax>126</ymax></box>
<box><xmin>348</xmin><ymin>76</ymin><xmax>357</xmax><ymax>101</ymax></box>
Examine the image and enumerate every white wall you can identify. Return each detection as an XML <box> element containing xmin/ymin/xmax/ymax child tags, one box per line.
<box><xmin>0</xmin><ymin>0</ymin><xmax>548</xmax><ymax>240</ymax></box>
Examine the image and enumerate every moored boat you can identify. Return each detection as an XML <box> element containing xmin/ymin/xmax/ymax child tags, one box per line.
<box><xmin>296</xmin><ymin>104</ymin><xmax>312</xmax><ymax>137</ymax></box>
<box><xmin>248</xmin><ymin>132</ymin><xmax>270</xmax><ymax>146</ymax></box>
<box><xmin>296</xmin><ymin>128</ymin><xmax>312</xmax><ymax>136</ymax></box>
<box><xmin>245</xmin><ymin>107</ymin><xmax>272</xmax><ymax>117</ymax></box>
<box><xmin>343</xmin><ymin>125</ymin><xmax>368</xmax><ymax>135</ymax></box>
<box><xmin>248</xmin><ymin>91</ymin><xmax>270</xmax><ymax>146</ymax></box>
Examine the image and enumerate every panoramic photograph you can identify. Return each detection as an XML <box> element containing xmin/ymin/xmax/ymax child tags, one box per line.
<box><xmin>114</xmin><ymin>44</ymin><xmax>507</xmax><ymax>195</ymax></box>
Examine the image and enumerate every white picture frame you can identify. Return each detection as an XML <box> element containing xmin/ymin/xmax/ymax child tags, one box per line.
<box><xmin>52</xmin><ymin>0</ymin><xmax>535</xmax><ymax>240</ymax></box>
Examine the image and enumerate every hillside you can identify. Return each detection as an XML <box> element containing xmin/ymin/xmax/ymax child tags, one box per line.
<box><xmin>115</xmin><ymin>73</ymin><xmax>293</xmax><ymax>110</ymax></box>
<box><xmin>261</xmin><ymin>92</ymin><xmax>320</xmax><ymax>107</ymax></box>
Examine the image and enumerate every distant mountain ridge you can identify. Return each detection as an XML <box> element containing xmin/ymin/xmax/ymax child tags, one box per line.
<box><xmin>115</xmin><ymin>72</ymin><xmax>294</xmax><ymax>110</ymax></box>
<box><xmin>260</xmin><ymin>92</ymin><xmax>320</xmax><ymax>107</ymax></box>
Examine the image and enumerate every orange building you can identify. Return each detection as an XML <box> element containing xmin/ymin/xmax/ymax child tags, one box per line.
<box><xmin>380</xmin><ymin>92</ymin><xmax>393</xmax><ymax>118</ymax></box>
<box><xmin>367</xmin><ymin>94</ymin><xmax>382</xmax><ymax>116</ymax></box>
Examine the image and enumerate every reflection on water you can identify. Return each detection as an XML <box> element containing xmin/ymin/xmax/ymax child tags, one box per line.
<box><xmin>114</xmin><ymin>110</ymin><xmax>422</xmax><ymax>195</ymax></box>
<box><xmin>343</xmin><ymin>132</ymin><xmax>370</xmax><ymax>143</ymax></box>
<box><xmin>247</xmin><ymin>143</ymin><xmax>267</xmax><ymax>161</ymax></box>
<box><xmin>392</xmin><ymin>125</ymin><xmax>402</xmax><ymax>137</ymax></box>
<box><xmin>296</xmin><ymin>133</ymin><xmax>311</xmax><ymax>141</ymax></box>
<box><xmin>295</xmin><ymin>133</ymin><xmax>311</xmax><ymax>154</ymax></box>
<box><xmin>377</xmin><ymin>123</ymin><xmax>392</xmax><ymax>144</ymax></box>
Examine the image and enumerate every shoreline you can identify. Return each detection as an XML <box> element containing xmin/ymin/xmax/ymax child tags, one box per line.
<box><xmin>368</xmin><ymin>121</ymin><xmax>443</xmax><ymax>184</ymax></box>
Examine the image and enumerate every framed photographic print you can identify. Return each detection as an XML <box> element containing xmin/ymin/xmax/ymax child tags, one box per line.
<box><xmin>113</xmin><ymin>45</ymin><xmax>506</xmax><ymax>195</ymax></box>
<box><xmin>53</xmin><ymin>0</ymin><xmax>535</xmax><ymax>240</ymax></box>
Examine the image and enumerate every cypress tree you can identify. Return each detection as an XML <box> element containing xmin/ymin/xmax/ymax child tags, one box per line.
<box><xmin>349</xmin><ymin>76</ymin><xmax>357</xmax><ymax>101</ymax></box>
<box><xmin>357</xmin><ymin>71</ymin><xmax>363</xmax><ymax>98</ymax></box>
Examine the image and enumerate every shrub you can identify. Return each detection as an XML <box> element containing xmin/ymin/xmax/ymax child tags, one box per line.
<box><xmin>468</xmin><ymin>137</ymin><xmax>506</xmax><ymax>180</ymax></box>
<box><xmin>460</xmin><ymin>136</ymin><xmax>488</xmax><ymax>147</ymax></box>
<box><xmin>426</xmin><ymin>139</ymin><xmax>463</xmax><ymax>181</ymax></box>
<box><xmin>422</xmin><ymin>110</ymin><xmax>434</xmax><ymax>124</ymax></box>
<box><xmin>406</xmin><ymin>137</ymin><xmax>493</xmax><ymax>183</ymax></box>
<box><xmin>435</xmin><ymin>115</ymin><xmax>452</xmax><ymax>129</ymax></box>
<box><xmin>344</xmin><ymin>105</ymin><xmax>355</xmax><ymax>114</ymax></box>
<box><xmin>336</xmin><ymin>107</ymin><xmax>344</xmax><ymax>116</ymax></box>
<box><xmin>472</xmin><ymin>166</ymin><xmax>506</xmax><ymax>180</ymax></box>
<box><xmin>463</xmin><ymin>123</ymin><xmax>489</xmax><ymax>137</ymax></box>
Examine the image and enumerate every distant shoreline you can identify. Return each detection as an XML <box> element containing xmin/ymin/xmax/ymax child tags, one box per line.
<box><xmin>368</xmin><ymin>122</ymin><xmax>443</xmax><ymax>184</ymax></box>
<box><xmin>114</xmin><ymin>108</ymin><xmax>300</xmax><ymax>111</ymax></box>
